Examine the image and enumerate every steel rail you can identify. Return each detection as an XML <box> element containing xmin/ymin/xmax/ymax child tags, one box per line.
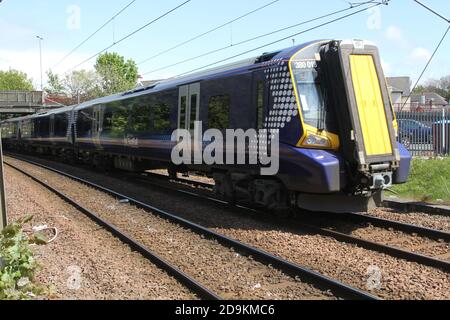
<box><xmin>4</xmin><ymin>154</ymin><xmax>380</xmax><ymax>300</ymax></box>
<box><xmin>146</xmin><ymin>172</ymin><xmax>450</xmax><ymax>241</ymax></box>
<box><xmin>159</xmin><ymin>173</ymin><xmax>450</xmax><ymax>219</ymax></box>
<box><xmin>383</xmin><ymin>200</ymin><xmax>450</xmax><ymax>218</ymax></box>
<box><xmin>314</xmin><ymin>211</ymin><xmax>450</xmax><ymax>241</ymax></box>
<box><xmin>4</xmin><ymin>161</ymin><xmax>222</xmax><ymax>301</ymax></box>
<box><xmin>132</xmin><ymin>172</ymin><xmax>450</xmax><ymax>271</ymax></box>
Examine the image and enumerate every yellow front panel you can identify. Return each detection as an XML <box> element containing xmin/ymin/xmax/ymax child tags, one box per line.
<box><xmin>350</xmin><ymin>55</ymin><xmax>393</xmax><ymax>156</ymax></box>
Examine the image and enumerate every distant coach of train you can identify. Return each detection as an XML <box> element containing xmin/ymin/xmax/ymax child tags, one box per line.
<box><xmin>1</xmin><ymin>40</ymin><xmax>412</xmax><ymax>213</ymax></box>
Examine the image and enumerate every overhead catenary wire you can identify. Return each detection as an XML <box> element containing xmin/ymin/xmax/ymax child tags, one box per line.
<box><xmin>137</xmin><ymin>0</ymin><xmax>280</xmax><ymax>65</ymax></box>
<box><xmin>401</xmin><ymin>24</ymin><xmax>450</xmax><ymax>111</ymax></box>
<box><xmin>142</xmin><ymin>1</ymin><xmax>385</xmax><ymax>77</ymax></box>
<box><xmin>413</xmin><ymin>0</ymin><xmax>449</xmax><ymax>24</ymax></box>
<box><xmin>53</xmin><ymin>0</ymin><xmax>138</xmax><ymax>69</ymax></box>
<box><xmin>66</xmin><ymin>0</ymin><xmax>193</xmax><ymax>73</ymax></box>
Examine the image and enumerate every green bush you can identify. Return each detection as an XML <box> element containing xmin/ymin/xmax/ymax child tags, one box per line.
<box><xmin>392</xmin><ymin>157</ymin><xmax>450</xmax><ymax>204</ymax></box>
<box><xmin>0</xmin><ymin>216</ymin><xmax>44</xmax><ymax>300</ymax></box>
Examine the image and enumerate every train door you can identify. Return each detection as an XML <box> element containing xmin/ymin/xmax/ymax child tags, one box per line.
<box><xmin>49</xmin><ymin>114</ymin><xmax>55</xmax><ymax>145</ymax></box>
<box><xmin>252</xmin><ymin>73</ymin><xmax>267</xmax><ymax>130</ymax></box>
<box><xmin>178</xmin><ymin>83</ymin><xmax>201</xmax><ymax>134</ymax></box>
<box><xmin>17</xmin><ymin>121</ymin><xmax>22</xmax><ymax>141</ymax></box>
<box><xmin>92</xmin><ymin>105</ymin><xmax>103</xmax><ymax>149</ymax></box>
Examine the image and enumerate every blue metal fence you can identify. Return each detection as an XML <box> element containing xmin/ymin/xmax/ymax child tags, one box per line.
<box><xmin>396</xmin><ymin>108</ymin><xmax>449</xmax><ymax>157</ymax></box>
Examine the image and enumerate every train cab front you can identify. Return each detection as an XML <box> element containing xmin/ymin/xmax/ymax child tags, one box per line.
<box><xmin>280</xmin><ymin>39</ymin><xmax>412</xmax><ymax>212</ymax></box>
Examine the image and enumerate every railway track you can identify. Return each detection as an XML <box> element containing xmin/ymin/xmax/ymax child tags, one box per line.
<box><xmin>143</xmin><ymin>171</ymin><xmax>450</xmax><ymax>240</ymax></box>
<box><xmin>383</xmin><ymin>200</ymin><xmax>450</xmax><ymax>218</ymax></box>
<box><xmin>131</xmin><ymin>171</ymin><xmax>450</xmax><ymax>271</ymax></box>
<box><xmin>4</xmin><ymin>154</ymin><xmax>379</xmax><ymax>300</ymax></box>
<box><xmin>94</xmin><ymin>167</ymin><xmax>450</xmax><ymax>270</ymax></box>
<box><xmin>145</xmin><ymin>171</ymin><xmax>450</xmax><ymax>217</ymax></box>
<box><xmin>4</xmin><ymin>161</ymin><xmax>220</xmax><ymax>301</ymax></box>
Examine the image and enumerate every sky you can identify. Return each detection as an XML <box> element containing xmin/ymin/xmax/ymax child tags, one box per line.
<box><xmin>0</xmin><ymin>0</ymin><xmax>449</xmax><ymax>89</ymax></box>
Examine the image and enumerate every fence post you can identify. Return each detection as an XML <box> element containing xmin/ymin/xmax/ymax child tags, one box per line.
<box><xmin>443</xmin><ymin>107</ymin><xmax>447</xmax><ymax>156</ymax></box>
<box><xmin>0</xmin><ymin>131</ymin><xmax>7</xmax><ymax>231</ymax></box>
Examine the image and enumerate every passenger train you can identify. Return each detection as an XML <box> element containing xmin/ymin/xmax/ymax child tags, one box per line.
<box><xmin>1</xmin><ymin>40</ymin><xmax>412</xmax><ymax>213</ymax></box>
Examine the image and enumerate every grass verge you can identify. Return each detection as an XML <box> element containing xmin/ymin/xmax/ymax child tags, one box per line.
<box><xmin>391</xmin><ymin>157</ymin><xmax>450</xmax><ymax>205</ymax></box>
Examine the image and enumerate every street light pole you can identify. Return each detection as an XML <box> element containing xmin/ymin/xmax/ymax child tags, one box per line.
<box><xmin>36</xmin><ymin>35</ymin><xmax>44</xmax><ymax>91</ymax></box>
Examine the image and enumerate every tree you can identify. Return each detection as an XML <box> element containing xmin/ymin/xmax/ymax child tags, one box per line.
<box><xmin>0</xmin><ymin>69</ymin><xmax>34</xmax><ymax>91</ymax></box>
<box><xmin>413</xmin><ymin>75</ymin><xmax>450</xmax><ymax>101</ymax></box>
<box><xmin>63</xmin><ymin>70</ymin><xmax>102</xmax><ymax>103</ymax></box>
<box><xmin>45</xmin><ymin>70</ymin><xmax>65</xmax><ymax>94</ymax></box>
<box><xmin>95</xmin><ymin>52</ymin><xmax>139</xmax><ymax>95</ymax></box>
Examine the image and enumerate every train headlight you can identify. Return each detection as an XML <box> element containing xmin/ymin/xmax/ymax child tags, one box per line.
<box><xmin>303</xmin><ymin>133</ymin><xmax>331</xmax><ymax>148</ymax></box>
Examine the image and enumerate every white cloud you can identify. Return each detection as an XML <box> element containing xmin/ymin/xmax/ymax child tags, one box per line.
<box><xmin>408</xmin><ymin>47</ymin><xmax>431</xmax><ymax>64</ymax></box>
<box><xmin>0</xmin><ymin>49</ymin><xmax>94</xmax><ymax>89</ymax></box>
<box><xmin>385</xmin><ymin>25</ymin><xmax>409</xmax><ymax>47</ymax></box>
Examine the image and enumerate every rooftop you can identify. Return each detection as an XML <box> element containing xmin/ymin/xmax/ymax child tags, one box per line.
<box><xmin>386</xmin><ymin>77</ymin><xmax>411</xmax><ymax>96</ymax></box>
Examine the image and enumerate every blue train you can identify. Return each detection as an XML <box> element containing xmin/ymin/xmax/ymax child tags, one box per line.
<box><xmin>1</xmin><ymin>40</ymin><xmax>412</xmax><ymax>213</ymax></box>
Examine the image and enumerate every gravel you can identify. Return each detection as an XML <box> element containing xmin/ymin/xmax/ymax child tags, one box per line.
<box><xmin>5</xmin><ymin>158</ymin><xmax>335</xmax><ymax>300</ymax></box>
<box><xmin>7</xmin><ymin>156</ymin><xmax>450</xmax><ymax>300</ymax></box>
<box><xmin>368</xmin><ymin>207</ymin><xmax>450</xmax><ymax>233</ymax></box>
<box><xmin>305</xmin><ymin>215</ymin><xmax>449</xmax><ymax>261</ymax></box>
<box><xmin>344</xmin><ymin>224</ymin><xmax>449</xmax><ymax>260</ymax></box>
<box><xmin>4</xmin><ymin>167</ymin><xmax>196</xmax><ymax>300</ymax></box>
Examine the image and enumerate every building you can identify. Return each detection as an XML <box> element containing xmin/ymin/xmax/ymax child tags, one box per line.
<box><xmin>44</xmin><ymin>94</ymin><xmax>75</xmax><ymax>108</ymax></box>
<box><xmin>386</xmin><ymin>77</ymin><xmax>411</xmax><ymax>110</ymax></box>
<box><xmin>409</xmin><ymin>92</ymin><xmax>449</xmax><ymax>111</ymax></box>
<box><xmin>387</xmin><ymin>76</ymin><xmax>411</xmax><ymax>104</ymax></box>
<box><xmin>387</xmin><ymin>77</ymin><xmax>449</xmax><ymax>111</ymax></box>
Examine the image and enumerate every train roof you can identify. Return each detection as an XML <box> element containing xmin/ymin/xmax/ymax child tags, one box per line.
<box><xmin>72</xmin><ymin>41</ymin><xmax>321</xmax><ymax>109</ymax></box>
<box><xmin>2</xmin><ymin>40</ymin><xmax>326</xmax><ymax>124</ymax></box>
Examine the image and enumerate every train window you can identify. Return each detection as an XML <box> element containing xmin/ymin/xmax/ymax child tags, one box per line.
<box><xmin>208</xmin><ymin>95</ymin><xmax>230</xmax><ymax>130</ymax></box>
<box><xmin>54</xmin><ymin>114</ymin><xmax>68</xmax><ymax>136</ymax></box>
<box><xmin>257</xmin><ymin>81</ymin><xmax>264</xmax><ymax>129</ymax></box>
<box><xmin>179</xmin><ymin>96</ymin><xmax>187</xmax><ymax>129</ymax></box>
<box><xmin>1</xmin><ymin>124</ymin><xmax>13</xmax><ymax>138</ymax></box>
<box><xmin>77</xmin><ymin>110</ymin><xmax>93</xmax><ymax>137</ymax></box>
<box><xmin>102</xmin><ymin>107</ymin><xmax>114</xmax><ymax>133</ymax></box>
<box><xmin>22</xmin><ymin>120</ymin><xmax>34</xmax><ymax>138</ymax></box>
<box><xmin>129</xmin><ymin>99</ymin><xmax>151</xmax><ymax>135</ymax></box>
<box><xmin>154</xmin><ymin>102</ymin><xmax>171</xmax><ymax>133</ymax></box>
<box><xmin>110</xmin><ymin>106</ymin><xmax>129</xmax><ymax>137</ymax></box>
<box><xmin>292</xmin><ymin>63</ymin><xmax>326</xmax><ymax>130</ymax></box>
<box><xmin>33</xmin><ymin>119</ymin><xmax>39</xmax><ymax>136</ymax></box>
<box><xmin>39</xmin><ymin>117</ymin><xmax>50</xmax><ymax>137</ymax></box>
